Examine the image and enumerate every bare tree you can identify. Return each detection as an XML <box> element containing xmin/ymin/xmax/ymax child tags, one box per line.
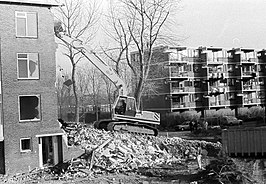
<box><xmin>86</xmin><ymin>67</ymin><xmax>103</xmax><ymax>121</ymax></box>
<box><xmin>56</xmin><ymin>68</ymin><xmax>72</xmax><ymax>120</ymax></box>
<box><xmin>54</xmin><ymin>0</ymin><xmax>99</xmax><ymax>122</ymax></box>
<box><xmin>76</xmin><ymin>67</ymin><xmax>91</xmax><ymax>122</ymax></box>
<box><xmin>101</xmin><ymin>74</ymin><xmax>115</xmax><ymax>117</ymax></box>
<box><xmin>105</xmin><ymin>0</ymin><xmax>181</xmax><ymax>109</ymax></box>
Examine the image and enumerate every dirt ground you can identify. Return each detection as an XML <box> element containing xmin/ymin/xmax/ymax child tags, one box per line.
<box><xmin>2</xmin><ymin>157</ymin><xmax>209</xmax><ymax>184</ymax></box>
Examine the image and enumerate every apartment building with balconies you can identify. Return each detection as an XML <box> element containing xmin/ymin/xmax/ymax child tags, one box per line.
<box><xmin>137</xmin><ymin>45</ymin><xmax>266</xmax><ymax>117</ymax></box>
<box><xmin>0</xmin><ymin>0</ymin><xmax>66</xmax><ymax>174</ymax></box>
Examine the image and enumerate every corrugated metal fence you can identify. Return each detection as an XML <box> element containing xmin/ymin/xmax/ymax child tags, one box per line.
<box><xmin>222</xmin><ymin>127</ymin><xmax>266</xmax><ymax>157</ymax></box>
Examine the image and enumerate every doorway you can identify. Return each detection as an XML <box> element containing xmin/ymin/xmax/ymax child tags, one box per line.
<box><xmin>0</xmin><ymin>141</ymin><xmax>4</xmax><ymax>174</ymax></box>
<box><xmin>38</xmin><ymin>135</ymin><xmax>63</xmax><ymax>168</ymax></box>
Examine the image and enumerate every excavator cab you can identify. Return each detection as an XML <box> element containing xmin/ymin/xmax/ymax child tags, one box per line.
<box><xmin>114</xmin><ymin>96</ymin><xmax>137</xmax><ymax>117</ymax></box>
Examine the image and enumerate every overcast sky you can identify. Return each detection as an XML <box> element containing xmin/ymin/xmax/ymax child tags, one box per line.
<box><xmin>57</xmin><ymin>0</ymin><xmax>266</xmax><ymax>70</ymax></box>
<box><xmin>177</xmin><ymin>0</ymin><xmax>266</xmax><ymax>49</ymax></box>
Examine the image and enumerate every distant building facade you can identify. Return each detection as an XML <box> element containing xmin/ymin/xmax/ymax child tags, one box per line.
<box><xmin>0</xmin><ymin>0</ymin><xmax>67</xmax><ymax>174</ymax></box>
<box><xmin>131</xmin><ymin>46</ymin><xmax>266</xmax><ymax>117</ymax></box>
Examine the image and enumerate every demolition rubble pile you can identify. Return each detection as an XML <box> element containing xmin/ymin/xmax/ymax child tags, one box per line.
<box><xmin>0</xmin><ymin>123</ymin><xmax>222</xmax><ymax>183</ymax></box>
<box><xmin>64</xmin><ymin>123</ymin><xmax>222</xmax><ymax>174</ymax></box>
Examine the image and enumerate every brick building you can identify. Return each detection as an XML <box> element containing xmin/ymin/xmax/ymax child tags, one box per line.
<box><xmin>133</xmin><ymin>46</ymin><xmax>266</xmax><ymax>117</ymax></box>
<box><xmin>0</xmin><ymin>0</ymin><xmax>66</xmax><ymax>174</ymax></box>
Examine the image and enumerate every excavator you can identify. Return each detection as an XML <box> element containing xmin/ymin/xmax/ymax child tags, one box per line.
<box><xmin>58</xmin><ymin>34</ymin><xmax>160</xmax><ymax>136</ymax></box>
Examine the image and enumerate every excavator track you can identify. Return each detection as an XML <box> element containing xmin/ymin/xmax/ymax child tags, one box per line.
<box><xmin>93</xmin><ymin>119</ymin><xmax>113</xmax><ymax>131</ymax></box>
<box><xmin>94</xmin><ymin>120</ymin><xmax>158</xmax><ymax>136</ymax></box>
<box><xmin>106</xmin><ymin>121</ymin><xmax>158</xmax><ymax>136</ymax></box>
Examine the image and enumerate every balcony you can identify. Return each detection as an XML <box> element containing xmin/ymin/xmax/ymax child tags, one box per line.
<box><xmin>172</xmin><ymin>102</ymin><xmax>196</xmax><ymax>109</ymax></box>
<box><xmin>241</xmin><ymin>58</ymin><xmax>258</xmax><ymax>64</ymax></box>
<box><xmin>171</xmin><ymin>87</ymin><xmax>186</xmax><ymax>93</ymax></box>
<box><xmin>217</xmin><ymin>57</ymin><xmax>229</xmax><ymax>62</ymax></box>
<box><xmin>242</xmin><ymin>85</ymin><xmax>257</xmax><ymax>91</ymax></box>
<box><xmin>172</xmin><ymin>102</ymin><xmax>185</xmax><ymax>109</ymax></box>
<box><xmin>209</xmin><ymin>100</ymin><xmax>230</xmax><ymax>107</ymax></box>
<box><xmin>227</xmin><ymin>58</ymin><xmax>235</xmax><ymax>63</ymax></box>
<box><xmin>168</xmin><ymin>57</ymin><xmax>188</xmax><ymax>64</ymax></box>
<box><xmin>208</xmin><ymin>87</ymin><xmax>226</xmax><ymax>95</ymax></box>
<box><xmin>208</xmin><ymin>72</ymin><xmax>224</xmax><ymax>80</ymax></box>
<box><xmin>182</xmin><ymin>57</ymin><xmax>201</xmax><ymax>63</ymax></box>
<box><xmin>242</xmin><ymin>71</ymin><xmax>256</xmax><ymax>78</ymax></box>
<box><xmin>207</xmin><ymin>57</ymin><xmax>225</xmax><ymax>65</ymax></box>
<box><xmin>243</xmin><ymin>98</ymin><xmax>260</xmax><ymax>105</ymax></box>
<box><xmin>170</xmin><ymin>71</ymin><xmax>189</xmax><ymax>78</ymax></box>
<box><xmin>171</xmin><ymin>87</ymin><xmax>196</xmax><ymax>93</ymax></box>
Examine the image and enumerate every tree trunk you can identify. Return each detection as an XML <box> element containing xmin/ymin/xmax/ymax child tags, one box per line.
<box><xmin>135</xmin><ymin>79</ymin><xmax>144</xmax><ymax>110</ymax></box>
<box><xmin>72</xmin><ymin>63</ymin><xmax>79</xmax><ymax>123</ymax></box>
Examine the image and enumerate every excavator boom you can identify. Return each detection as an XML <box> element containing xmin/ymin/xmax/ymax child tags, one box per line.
<box><xmin>58</xmin><ymin>34</ymin><xmax>160</xmax><ymax>136</ymax></box>
<box><xmin>59</xmin><ymin>34</ymin><xmax>127</xmax><ymax>96</ymax></box>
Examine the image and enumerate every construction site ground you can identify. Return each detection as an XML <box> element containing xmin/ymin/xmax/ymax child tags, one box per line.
<box><xmin>0</xmin><ymin>124</ymin><xmax>259</xmax><ymax>184</ymax></box>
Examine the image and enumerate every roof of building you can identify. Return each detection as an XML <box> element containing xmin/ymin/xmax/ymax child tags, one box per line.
<box><xmin>0</xmin><ymin>0</ymin><xmax>61</xmax><ymax>6</ymax></box>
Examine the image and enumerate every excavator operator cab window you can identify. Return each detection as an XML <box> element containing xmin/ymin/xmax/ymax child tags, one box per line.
<box><xmin>115</xmin><ymin>98</ymin><xmax>127</xmax><ymax>115</ymax></box>
<box><xmin>114</xmin><ymin>97</ymin><xmax>136</xmax><ymax>117</ymax></box>
<box><xmin>125</xmin><ymin>97</ymin><xmax>136</xmax><ymax>117</ymax></box>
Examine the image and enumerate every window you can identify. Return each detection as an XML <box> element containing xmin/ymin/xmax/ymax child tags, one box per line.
<box><xmin>193</xmin><ymin>64</ymin><xmax>200</xmax><ymax>72</ymax></box>
<box><xmin>259</xmin><ymin>78</ymin><xmax>265</xmax><ymax>85</ymax></box>
<box><xmin>228</xmin><ymin>79</ymin><xmax>235</xmax><ymax>86</ymax></box>
<box><xmin>258</xmin><ymin>91</ymin><xmax>265</xmax><ymax>99</ymax></box>
<box><xmin>184</xmin><ymin>64</ymin><xmax>192</xmax><ymax>72</ymax></box>
<box><xmin>17</xmin><ymin>53</ymin><xmax>39</xmax><ymax>79</ymax></box>
<box><xmin>20</xmin><ymin>138</ymin><xmax>31</xmax><ymax>152</ymax></box>
<box><xmin>228</xmin><ymin>92</ymin><xmax>235</xmax><ymax>100</ymax></box>
<box><xmin>16</xmin><ymin>11</ymin><xmax>37</xmax><ymax>37</ymax></box>
<box><xmin>19</xmin><ymin>95</ymin><xmax>40</xmax><ymax>122</ymax></box>
<box><xmin>189</xmin><ymin>94</ymin><xmax>194</xmax><ymax>102</ymax></box>
<box><xmin>194</xmin><ymin>81</ymin><xmax>201</xmax><ymax>88</ymax></box>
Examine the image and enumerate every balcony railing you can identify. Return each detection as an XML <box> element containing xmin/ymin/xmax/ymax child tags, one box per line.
<box><xmin>170</xmin><ymin>72</ymin><xmax>189</xmax><ymax>78</ymax></box>
<box><xmin>171</xmin><ymin>87</ymin><xmax>186</xmax><ymax>93</ymax></box>
<box><xmin>243</xmin><ymin>98</ymin><xmax>260</xmax><ymax>104</ymax></box>
<box><xmin>242</xmin><ymin>71</ymin><xmax>256</xmax><ymax>77</ymax></box>
<box><xmin>209</xmin><ymin>100</ymin><xmax>230</xmax><ymax>107</ymax></box>
<box><xmin>208</xmin><ymin>72</ymin><xmax>224</xmax><ymax>79</ymax></box>
<box><xmin>169</xmin><ymin>58</ymin><xmax>188</xmax><ymax>63</ymax></box>
<box><xmin>206</xmin><ymin>58</ymin><xmax>225</xmax><ymax>65</ymax></box>
<box><xmin>172</xmin><ymin>102</ymin><xmax>196</xmax><ymax>108</ymax></box>
<box><xmin>172</xmin><ymin>102</ymin><xmax>185</xmax><ymax>108</ymax></box>
<box><xmin>217</xmin><ymin>57</ymin><xmax>229</xmax><ymax>62</ymax></box>
<box><xmin>242</xmin><ymin>85</ymin><xmax>257</xmax><ymax>90</ymax></box>
<box><xmin>182</xmin><ymin>57</ymin><xmax>200</xmax><ymax>62</ymax></box>
<box><xmin>208</xmin><ymin>87</ymin><xmax>226</xmax><ymax>95</ymax></box>
<box><xmin>171</xmin><ymin>87</ymin><xmax>200</xmax><ymax>93</ymax></box>
<box><xmin>241</xmin><ymin>58</ymin><xmax>258</xmax><ymax>63</ymax></box>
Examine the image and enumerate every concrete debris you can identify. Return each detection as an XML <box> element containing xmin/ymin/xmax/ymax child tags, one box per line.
<box><xmin>62</xmin><ymin>123</ymin><xmax>222</xmax><ymax>175</ymax></box>
<box><xmin>0</xmin><ymin>122</ymin><xmax>222</xmax><ymax>183</ymax></box>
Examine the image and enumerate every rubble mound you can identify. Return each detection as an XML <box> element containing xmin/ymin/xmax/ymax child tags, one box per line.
<box><xmin>67</xmin><ymin>125</ymin><xmax>222</xmax><ymax>173</ymax></box>
<box><xmin>1</xmin><ymin>124</ymin><xmax>222</xmax><ymax>183</ymax></box>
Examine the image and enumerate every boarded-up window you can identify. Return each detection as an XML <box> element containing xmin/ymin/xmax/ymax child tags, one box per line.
<box><xmin>19</xmin><ymin>95</ymin><xmax>40</xmax><ymax>121</ymax></box>
<box><xmin>16</xmin><ymin>11</ymin><xmax>37</xmax><ymax>37</ymax></box>
<box><xmin>17</xmin><ymin>53</ymin><xmax>39</xmax><ymax>79</ymax></box>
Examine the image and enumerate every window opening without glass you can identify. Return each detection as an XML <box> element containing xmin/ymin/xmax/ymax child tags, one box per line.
<box><xmin>19</xmin><ymin>95</ymin><xmax>40</xmax><ymax>122</ymax></box>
